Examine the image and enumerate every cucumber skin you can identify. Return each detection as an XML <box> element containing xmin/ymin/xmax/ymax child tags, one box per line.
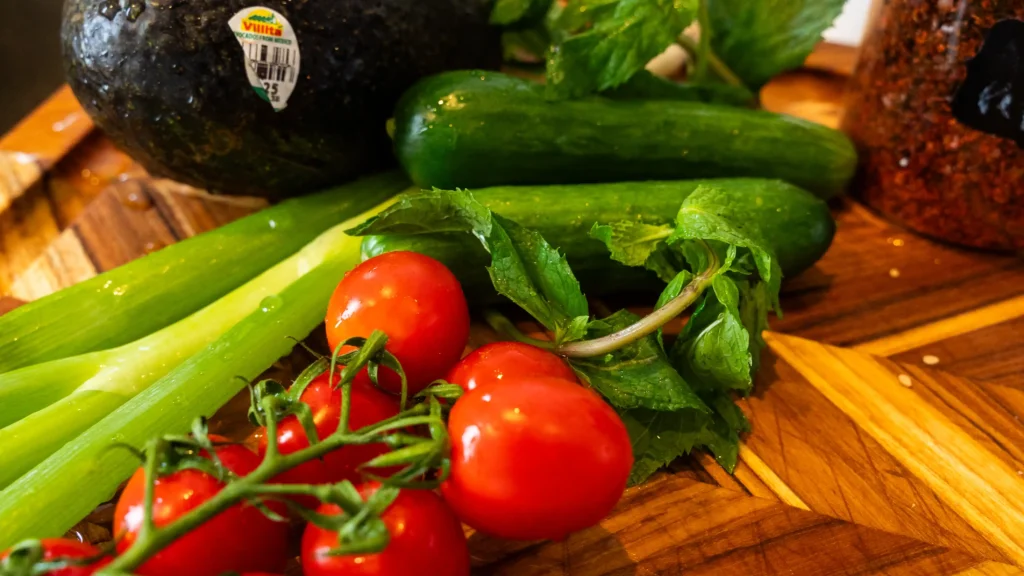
<box><xmin>361</xmin><ymin>179</ymin><xmax>835</xmax><ymax>296</ymax></box>
<box><xmin>393</xmin><ymin>71</ymin><xmax>857</xmax><ymax>198</ymax></box>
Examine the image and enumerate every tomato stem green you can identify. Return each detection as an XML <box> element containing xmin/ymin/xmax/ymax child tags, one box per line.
<box><xmin>96</xmin><ymin>339</ymin><xmax>447</xmax><ymax>575</ymax></box>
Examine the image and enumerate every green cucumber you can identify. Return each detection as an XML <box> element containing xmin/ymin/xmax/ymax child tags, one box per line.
<box><xmin>360</xmin><ymin>179</ymin><xmax>835</xmax><ymax>293</ymax></box>
<box><xmin>392</xmin><ymin>71</ymin><xmax>856</xmax><ymax>198</ymax></box>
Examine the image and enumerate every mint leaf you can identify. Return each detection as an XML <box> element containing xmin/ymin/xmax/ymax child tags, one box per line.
<box><xmin>670</xmin><ymin>185</ymin><xmax>783</xmax><ymax>312</ymax></box>
<box><xmin>546</xmin><ymin>0</ymin><xmax>699</xmax><ymax>99</ymax></box>
<box><xmin>349</xmin><ymin>189</ymin><xmax>587</xmax><ymax>331</ymax></box>
<box><xmin>654</xmin><ymin>270</ymin><xmax>695</xmax><ymax>310</ymax></box>
<box><xmin>554</xmin><ymin>0</ymin><xmax>620</xmax><ymax>36</ymax></box>
<box><xmin>589</xmin><ymin>221</ymin><xmax>677</xmax><ymax>282</ymax></box>
<box><xmin>492</xmin><ymin>0</ymin><xmax>554</xmax><ymax>27</ymax></box>
<box><xmin>707</xmin><ymin>0</ymin><xmax>846</xmax><ymax>89</ymax></box>
<box><xmin>491</xmin><ymin>213</ymin><xmax>590</xmax><ymax>327</ymax></box>
<box><xmin>601</xmin><ymin>70</ymin><xmax>756</xmax><ymax>106</ymax></box>
<box><xmin>618</xmin><ymin>405</ymin><xmax>710</xmax><ymax>485</ymax></box>
<box><xmin>671</xmin><ymin>277</ymin><xmax>753</xmax><ymax>394</ymax></box>
<box><xmin>556</xmin><ymin>315</ymin><xmax>590</xmax><ymax>344</ymax></box>
<box><xmin>653</xmin><ymin>269</ymin><xmax>695</xmax><ymax>349</ymax></box>
<box><xmin>695</xmin><ymin>390</ymin><xmax>750</xmax><ymax>473</ymax></box>
<box><xmin>570</xmin><ymin>310</ymin><xmax>707</xmax><ymax>412</ymax></box>
<box><xmin>736</xmin><ymin>278</ymin><xmax>771</xmax><ymax>374</ymax></box>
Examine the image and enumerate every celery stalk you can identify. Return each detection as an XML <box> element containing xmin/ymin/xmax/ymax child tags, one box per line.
<box><xmin>0</xmin><ymin>172</ymin><xmax>408</xmax><ymax>374</ymax></box>
<box><xmin>0</xmin><ymin>200</ymin><xmax>395</xmax><ymax>491</ymax></box>
<box><xmin>0</xmin><ymin>207</ymin><xmax>381</xmax><ymax>547</ymax></box>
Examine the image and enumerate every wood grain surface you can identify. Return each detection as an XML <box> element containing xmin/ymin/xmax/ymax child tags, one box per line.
<box><xmin>3</xmin><ymin>47</ymin><xmax>1024</xmax><ymax>575</ymax></box>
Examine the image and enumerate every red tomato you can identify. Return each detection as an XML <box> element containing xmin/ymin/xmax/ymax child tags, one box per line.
<box><xmin>325</xmin><ymin>252</ymin><xmax>470</xmax><ymax>396</ymax></box>
<box><xmin>114</xmin><ymin>443</ymin><xmax>289</xmax><ymax>576</ymax></box>
<box><xmin>257</xmin><ymin>372</ymin><xmax>400</xmax><ymax>491</ymax></box>
<box><xmin>0</xmin><ymin>538</ymin><xmax>109</xmax><ymax>576</ymax></box>
<box><xmin>442</xmin><ymin>377</ymin><xmax>633</xmax><ymax>541</ymax></box>
<box><xmin>301</xmin><ymin>482</ymin><xmax>469</xmax><ymax>576</ymax></box>
<box><xmin>445</xmin><ymin>341</ymin><xmax>577</xmax><ymax>392</ymax></box>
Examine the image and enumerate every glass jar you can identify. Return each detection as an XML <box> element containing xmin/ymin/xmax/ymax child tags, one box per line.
<box><xmin>843</xmin><ymin>0</ymin><xmax>1024</xmax><ymax>250</ymax></box>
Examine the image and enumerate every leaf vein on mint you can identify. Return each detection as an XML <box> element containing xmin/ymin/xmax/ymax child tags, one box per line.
<box><xmin>546</xmin><ymin>0</ymin><xmax>699</xmax><ymax>99</ymax></box>
<box><xmin>569</xmin><ymin>310</ymin><xmax>708</xmax><ymax>412</ymax></box>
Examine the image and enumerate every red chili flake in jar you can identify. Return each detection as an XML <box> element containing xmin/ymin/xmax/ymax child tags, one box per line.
<box><xmin>843</xmin><ymin>0</ymin><xmax>1024</xmax><ymax>250</ymax></box>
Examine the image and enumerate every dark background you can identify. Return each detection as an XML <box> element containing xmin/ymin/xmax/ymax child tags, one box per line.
<box><xmin>0</xmin><ymin>0</ymin><xmax>66</xmax><ymax>132</ymax></box>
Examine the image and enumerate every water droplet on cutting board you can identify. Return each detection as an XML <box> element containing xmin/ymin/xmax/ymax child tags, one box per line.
<box><xmin>120</xmin><ymin>189</ymin><xmax>152</xmax><ymax>211</ymax></box>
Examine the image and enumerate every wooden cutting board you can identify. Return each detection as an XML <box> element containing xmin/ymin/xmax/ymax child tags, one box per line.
<box><xmin>4</xmin><ymin>46</ymin><xmax>1024</xmax><ymax>575</ymax></box>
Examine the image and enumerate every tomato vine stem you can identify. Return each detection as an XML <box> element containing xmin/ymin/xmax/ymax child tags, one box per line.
<box><xmin>97</xmin><ymin>332</ymin><xmax>449</xmax><ymax>575</ymax></box>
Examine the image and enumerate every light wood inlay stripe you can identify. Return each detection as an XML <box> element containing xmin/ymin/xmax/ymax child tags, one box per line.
<box><xmin>8</xmin><ymin>231</ymin><xmax>97</xmax><ymax>300</ymax></box>
<box><xmin>0</xmin><ymin>86</ymin><xmax>94</xmax><ymax>218</ymax></box>
<box><xmin>767</xmin><ymin>332</ymin><xmax>1024</xmax><ymax>568</ymax></box>
<box><xmin>0</xmin><ymin>152</ymin><xmax>43</xmax><ymax>214</ymax></box>
<box><xmin>735</xmin><ymin>444</ymin><xmax>811</xmax><ymax>511</ymax></box>
<box><xmin>955</xmin><ymin>561</ymin><xmax>1024</xmax><ymax>576</ymax></box>
<box><xmin>854</xmin><ymin>294</ymin><xmax>1024</xmax><ymax>357</ymax></box>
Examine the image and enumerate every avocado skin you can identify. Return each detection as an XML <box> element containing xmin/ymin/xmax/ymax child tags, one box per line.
<box><xmin>62</xmin><ymin>0</ymin><xmax>501</xmax><ymax>198</ymax></box>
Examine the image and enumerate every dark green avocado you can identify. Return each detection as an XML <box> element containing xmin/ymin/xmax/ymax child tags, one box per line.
<box><xmin>62</xmin><ymin>0</ymin><xmax>501</xmax><ymax>198</ymax></box>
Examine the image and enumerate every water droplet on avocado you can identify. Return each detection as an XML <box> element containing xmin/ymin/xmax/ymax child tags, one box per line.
<box><xmin>125</xmin><ymin>0</ymin><xmax>146</xmax><ymax>22</ymax></box>
<box><xmin>260</xmin><ymin>295</ymin><xmax>283</xmax><ymax>312</ymax></box>
<box><xmin>99</xmin><ymin>0</ymin><xmax>119</xmax><ymax>20</ymax></box>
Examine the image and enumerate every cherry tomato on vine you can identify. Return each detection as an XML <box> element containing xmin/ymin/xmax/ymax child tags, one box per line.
<box><xmin>445</xmin><ymin>341</ymin><xmax>577</xmax><ymax>392</ymax></box>
<box><xmin>257</xmin><ymin>371</ymin><xmax>400</xmax><ymax>491</ymax></box>
<box><xmin>325</xmin><ymin>252</ymin><xmax>470</xmax><ymax>396</ymax></box>
<box><xmin>113</xmin><ymin>442</ymin><xmax>289</xmax><ymax>576</ymax></box>
<box><xmin>301</xmin><ymin>482</ymin><xmax>469</xmax><ymax>576</ymax></box>
<box><xmin>0</xmin><ymin>538</ymin><xmax>109</xmax><ymax>576</ymax></box>
<box><xmin>442</xmin><ymin>377</ymin><xmax>633</xmax><ymax>541</ymax></box>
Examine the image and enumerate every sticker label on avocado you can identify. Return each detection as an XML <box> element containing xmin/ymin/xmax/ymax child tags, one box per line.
<box><xmin>228</xmin><ymin>7</ymin><xmax>300</xmax><ymax>111</ymax></box>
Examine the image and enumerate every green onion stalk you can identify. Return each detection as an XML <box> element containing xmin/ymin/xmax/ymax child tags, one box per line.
<box><xmin>0</xmin><ymin>196</ymin><xmax>405</xmax><ymax>547</ymax></box>
<box><xmin>0</xmin><ymin>172</ymin><xmax>409</xmax><ymax>374</ymax></box>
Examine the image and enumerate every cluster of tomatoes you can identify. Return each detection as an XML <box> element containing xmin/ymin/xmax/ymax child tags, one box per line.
<box><xmin>3</xmin><ymin>252</ymin><xmax>634</xmax><ymax>576</ymax></box>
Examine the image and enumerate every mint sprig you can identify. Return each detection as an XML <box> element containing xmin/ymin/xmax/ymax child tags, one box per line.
<box><xmin>350</xmin><ymin>186</ymin><xmax>780</xmax><ymax>482</ymax></box>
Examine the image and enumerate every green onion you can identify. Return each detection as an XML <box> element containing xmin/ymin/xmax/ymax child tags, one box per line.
<box><xmin>0</xmin><ymin>206</ymin><xmax>386</xmax><ymax>547</ymax></box>
<box><xmin>0</xmin><ymin>196</ymin><xmax>401</xmax><ymax>491</ymax></box>
<box><xmin>0</xmin><ymin>172</ymin><xmax>409</xmax><ymax>374</ymax></box>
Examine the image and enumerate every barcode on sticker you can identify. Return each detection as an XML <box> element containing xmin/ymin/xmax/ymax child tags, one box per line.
<box><xmin>248</xmin><ymin>44</ymin><xmax>298</xmax><ymax>83</ymax></box>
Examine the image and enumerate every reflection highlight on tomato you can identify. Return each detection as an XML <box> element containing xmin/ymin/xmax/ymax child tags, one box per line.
<box><xmin>443</xmin><ymin>377</ymin><xmax>633</xmax><ymax>541</ymax></box>
<box><xmin>325</xmin><ymin>252</ymin><xmax>470</xmax><ymax>396</ymax></box>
